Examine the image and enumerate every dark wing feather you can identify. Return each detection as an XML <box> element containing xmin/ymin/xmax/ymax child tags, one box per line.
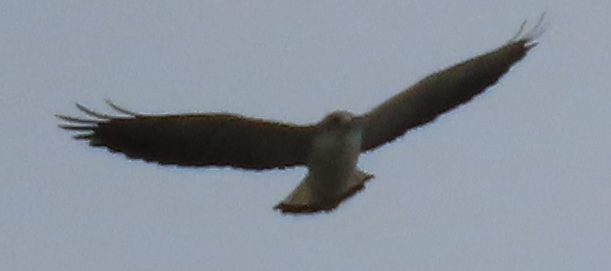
<box><xmin>359</xmin><ymin>20</ymin><xmax>544</xmax><ymax>152</ymax></box>
<box><xmin>57</xmin><ymin>102</ymin><xmax>316</xmax><ymax>170</ymax></box>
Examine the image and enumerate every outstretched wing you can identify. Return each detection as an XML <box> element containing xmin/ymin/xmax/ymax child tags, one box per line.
<box><xmin>359</xmin><ymin>19</ymin><xmax>545</xmax><ymax>152</ymax></box>
<box><xmin>57</xmin><ymin>101</ymin><xmax>316</xmax><ymax>170</ymax></box>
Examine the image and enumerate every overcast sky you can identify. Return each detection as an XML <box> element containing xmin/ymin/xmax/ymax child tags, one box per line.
<box><xmin>2</xmin><ymin>1</ymin><xmax>611</xmax><ymax>270</ymax></box>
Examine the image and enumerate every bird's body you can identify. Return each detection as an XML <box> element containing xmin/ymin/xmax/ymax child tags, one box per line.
<box><xmin>275</xmin><ymin>111</ymin><xmax>373</xmax><ymax>213</ymax></box>
<box><xmin>58</xmin><ymin>19</ymin><xmax>544</xmax><ymax>214</ymax></box>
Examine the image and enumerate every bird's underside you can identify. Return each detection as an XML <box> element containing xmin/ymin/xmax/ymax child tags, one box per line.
<box><xmin>57</xmin><ymin>18</ymin><xmax>544</xmax><ymax>215</ymax></box>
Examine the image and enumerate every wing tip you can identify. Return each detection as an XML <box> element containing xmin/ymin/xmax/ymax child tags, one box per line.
<box><xmin>105</xmin><ymin>99</ymin><xmax>142</xmax><ymax>116</ymax></box>
<box><xmin>57</xmin><ymin>102</ymin><xmax>125</xmax><ymax>143</ymax></box>
<box><xmin>60</xmin><ymin>100</ymin><xmax>142</xmax><ymax>122</ymax></box>
<box><xmin>510</xmin><ymin>12</ymin><xmax>548</xmax><ymax>46</ymax></box>
<box><xmin>57</xmin><ymin>101</ymin><xmax>143</xmax><ymax>131</ymax></box>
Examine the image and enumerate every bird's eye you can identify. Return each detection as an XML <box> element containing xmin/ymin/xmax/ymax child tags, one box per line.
<box><xmin>327</xmin><ymin>113</ymin><xmax>346</xmax><ymax>126</ymax></box>
<box><xmin>330</xmin><ymin>115</ymin><xmax>341</xmax><ymax>124</ymax></box>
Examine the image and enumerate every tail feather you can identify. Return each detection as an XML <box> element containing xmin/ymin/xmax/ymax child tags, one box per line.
<box><xmin>274</xmin><ymin>170</ymin><xmax>374</xmax><ymax>214</ymax></box>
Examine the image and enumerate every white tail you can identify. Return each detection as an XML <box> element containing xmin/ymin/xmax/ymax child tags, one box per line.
<box><xmin>274</xmin><ymin>169</ymin><xmax>374</xmax><ymax>214</ymax></box>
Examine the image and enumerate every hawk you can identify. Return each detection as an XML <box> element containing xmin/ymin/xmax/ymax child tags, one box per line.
<box><xmin>57</xmin><ymin>21</ymin><xmax>544</xmax><ymax>214</ymax></box>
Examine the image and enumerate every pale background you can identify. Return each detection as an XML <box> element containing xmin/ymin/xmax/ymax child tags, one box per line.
<box><xmin>2</xmin><ymin>1</ymin><xmax>611</xmax><ymax>270</ymax></box>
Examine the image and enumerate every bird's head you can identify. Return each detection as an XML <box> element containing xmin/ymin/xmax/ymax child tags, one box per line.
<box><xmin>318</xmin><ymin>111</ymin><xmax>362</xmax><ymax>134</ymax></box>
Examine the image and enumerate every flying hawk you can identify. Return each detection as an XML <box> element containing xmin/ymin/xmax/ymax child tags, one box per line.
<box><xmin>58</xmin><ymin>21</ymin><xmax>544</xmax><ymax>214</ymax></box>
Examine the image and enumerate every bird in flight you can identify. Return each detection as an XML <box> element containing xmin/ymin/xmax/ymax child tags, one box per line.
<box><xmin>58</xmin><ymin>20</ymin><xmax>544</xmax><ymax>214</ymax></box>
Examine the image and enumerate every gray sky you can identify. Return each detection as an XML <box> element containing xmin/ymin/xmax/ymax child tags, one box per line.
<box><xmin>2</xmin><ymin>1</ymin><xmax>611</xmax><ymax>270</ymax></box>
